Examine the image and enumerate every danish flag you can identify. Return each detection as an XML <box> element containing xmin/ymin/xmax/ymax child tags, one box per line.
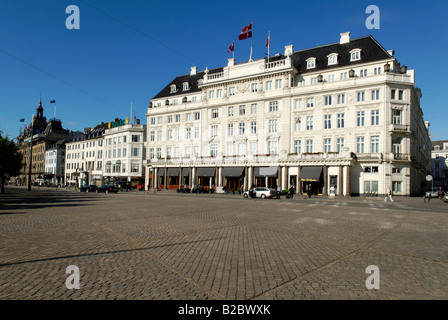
<box><xmin>238</xmin><ymin>23</ymin><xmax>252</xmax><ymax>40</ymax></box>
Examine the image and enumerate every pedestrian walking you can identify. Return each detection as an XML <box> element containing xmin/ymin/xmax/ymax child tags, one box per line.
<box><xmin>384</xmin><ymin>186</ymin><xmax>394</xmax><ymax>202</ymax></box>
<box><xmin>276</xmin><ymin>186</ymin><xmax>281</xmax><ymax>199</ymax></box>
<box><xmin>307</xmin><ymin>184</ymin><xmax>312</xmax><ymax>199</ymax></box>
<box><xmin>288</xmin><ymin>185</ymin><xmax>294</xmax><ymax>199</ymax></box>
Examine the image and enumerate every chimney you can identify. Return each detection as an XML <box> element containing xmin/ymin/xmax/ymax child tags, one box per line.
<box><xmin>284</xmin><ymin>44</ymin><xmax>294</xmax><ymax>56</ymax></box>
<box><xmin>228</xmin><ymin>58</ymin><xmax>235</xmax><ymax>66</ymax></box>
<box><xmin>388</xmin><ymin>50</ymin><xmax>395</xmax><ymax>57</ymax></box>
<box><xmin>340</xmin><ymin>32</ymin><xmax>350</xmax><ymax>44</ymax></box>
<box><xmin>190</xmin><ymin>66</ymin><xmax>197</xmax><ymax>75</ymax></box>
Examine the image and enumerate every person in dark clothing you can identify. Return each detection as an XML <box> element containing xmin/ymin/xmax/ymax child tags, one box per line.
<box><xmin>288</xmin><ymin>185</ymin><xmax>294</xmax><ymax>199</ymax></box>
<box><xmin>307</xmin><ymin>184</ymin><xmax>312</xmax><ymax>198</ymax></box>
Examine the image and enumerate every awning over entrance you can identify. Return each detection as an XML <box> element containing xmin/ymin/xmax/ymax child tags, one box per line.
<box><xmin>254</xmin><ymin>166</ymin><xmax>278</xmax><ymax>177</ymax></box>
<box><xmin>196</xmin><ymin>167</ymin><xmax>215</xmax><ymax>177</ymax></box>
<box><xmin>157</xmin><ymin>168</ymin><xmax>165</xmax><ymax>176</ymax></box>
<box><xmin>167</xmin><ymin>167</ymin><xmax>179</xmax><ymax>176</ymax></box>
<box><xmin>182</xmin><ymin>168</ymin><xmax>190</xmax><ymax>177</ymax></box>
<box><xmin>222</xmin><ymin>167</ymin><xmax>244</xmax><ymax>177</ymax></box>
<box><xmin>299</xmin><ymin>166</ymin><xmax>323</xmax><ymax>182</ymax></box>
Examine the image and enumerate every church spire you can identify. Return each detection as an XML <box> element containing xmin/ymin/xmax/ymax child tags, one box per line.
<box><xmin>36</xmin><ymin>94</ymin><xmax>44</xmax><ymax>119</ymax></box>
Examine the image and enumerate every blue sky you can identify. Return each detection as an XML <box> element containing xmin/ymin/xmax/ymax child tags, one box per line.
<box><xmin>1</xmin><ymin>0</ymin><xmax>448</xmax><ymax>141</ymax></box>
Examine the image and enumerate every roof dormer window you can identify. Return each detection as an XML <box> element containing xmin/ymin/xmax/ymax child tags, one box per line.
<box><xmin>182</xmin><ymin>82</ymin><xmax>190</xmax><ymax>91</ymax></box>
<box><xmin>306</xmin><ymin>57</ymin><xmax>316</xmax><ymax>69</ymax></box>
<box><xmin>350</xmin><ymin>49</ymin><xmax>361</xmax><ymax>61</ymax></box>
<box><xmin>170</xmin><ymin>84</ymin><xmax>177</xmax><ymax>93</ymax></box>
<box><xmin>327</xmin><ymin>53</ymin><xmax>338</xmax><ymax>66</ymax></box>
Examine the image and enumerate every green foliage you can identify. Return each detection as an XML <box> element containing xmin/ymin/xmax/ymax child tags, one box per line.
<box><xmin>0</xmin><ymin>132</ymin><xmax>23</xmax><ymax>192</ymax></box>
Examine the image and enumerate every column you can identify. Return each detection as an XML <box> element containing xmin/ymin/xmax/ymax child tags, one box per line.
<box><xmin>278</xmin><ymin>166</ymin><xmax>282</xmax><ymax>188</ymax></box>
<box><xmin>144</xmin><ymin>166</ymin><xmax>149</xmax><ymax>191</ymax></box>
<box><xmin>218</xmin><ymin>167</ymin><xmax>222</xmax><ymax>187</ymax></box>
<box><xmin>338</xmin><ymin>165</ymin><xmax>343</xmax><ymax>196</ymax></box>
<box><xmin>164</xmin><ymin>167</ymin><xmax>167</xmax><ymax>189</ymax></box>
<box><xmin>345</xmin><ymin>165</ymin><xmax>351</xmax><ymax>196</ymax></box>
<box><xmin>153</xmin><ymin>167</ymin><xmax>158</xmax><ymax>189</ymax></box>
<box><xmin>298</xmin><ymin>165</ymin><xmax>302</xmax><ymax>194</ymax></box>
<box><xmin>323</xmin><ymin>165</ymin><xmax>328</xmax><ymax>196</ymax></box>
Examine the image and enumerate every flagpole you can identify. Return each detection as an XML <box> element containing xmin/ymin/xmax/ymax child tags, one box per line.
<box><xmin>267</xmin><ymin>30</ymin><xmax>270</xmax><ymax>64</ymax></box>
<box><xmin>250</xmin><ymin>21</ymin><xmax>253</xmax><ymax>61</ymax></box>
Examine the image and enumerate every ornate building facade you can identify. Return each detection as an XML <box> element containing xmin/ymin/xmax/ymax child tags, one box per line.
<box><xmin>144</xmin><ymin>32</ymin><xmax>431</xmax><ymax>196</ymax></box>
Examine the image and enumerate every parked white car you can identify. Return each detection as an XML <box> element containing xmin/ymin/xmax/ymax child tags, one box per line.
<box><xmin>243</xmin><ymin>187</ymin><xmax>276</xmax><ymax>199</ymax></box>
<box><xmin>444</xmin><ymin>193</ymin><xmax>448</xmax><ymax>202</ymax></box>
<box><xmin>425</xmin><ymin>187</ymin><xmax>439</xmax><ymax>198</ymax></box>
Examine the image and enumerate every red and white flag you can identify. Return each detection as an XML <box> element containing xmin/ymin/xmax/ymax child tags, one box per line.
<box><xmin>266</xmin><ymin>31</ymin><xmax>270</xmax><ymax>48</ymax></box>
<box><xmin>238</xmin><ymin>23</ymin><xmax>252</xmax><ymax>40</ymax></box>
<box><xmin>227</xmin><ymin>40</ymin><xmax>234</xmax><ymax>52</ymax></box>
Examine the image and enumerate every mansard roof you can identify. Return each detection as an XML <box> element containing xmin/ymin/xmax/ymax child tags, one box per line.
<box><xmin>152</xmin><ymin>35</ymin><xmax>392</xmax><ymax>100</ymax></box>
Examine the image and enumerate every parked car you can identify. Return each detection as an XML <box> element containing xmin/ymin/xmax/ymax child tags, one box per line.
<box><xmin>243</xmin><ymin>187</ymin><xmax>276</xmax><ymax>199</ymax></box>
<box><xmin>79</xmin><ymin>184</ymin><xmax>98</xmax><ymax>193</ymax></box>
<box><xmin>425</xmin><ymin>187</ymin><xmax>439</xmax><ymax>198</ymax></box>
<box><xmin>96</xmin><ymin>185</ymin><xmax>118</xmax><ymax>194</ymax></box>
<box><xmin>444</xmin><ymin>193</ymin><xmax>448</xmax><ymax>202</ymax></box>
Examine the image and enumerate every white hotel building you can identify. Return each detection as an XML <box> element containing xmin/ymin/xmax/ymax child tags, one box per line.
<box><xmin>144</xmin><ymin>32</ymin><xmax>431</xmax><ymax>196</ymax></box>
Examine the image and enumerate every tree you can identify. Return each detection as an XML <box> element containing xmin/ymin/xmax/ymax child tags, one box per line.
<box><xmin>0</xmin><ymin>132</ymin><xmax>23</xmax><ymax>194</ymax></box>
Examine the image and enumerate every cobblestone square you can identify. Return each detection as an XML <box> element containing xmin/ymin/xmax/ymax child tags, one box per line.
<box><xmin>1</xmin><ymin>186</ymin><xmax>447</xmax><ymax>300</ymax></box>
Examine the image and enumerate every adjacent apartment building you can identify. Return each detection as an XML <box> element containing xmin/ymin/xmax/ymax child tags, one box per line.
<box><xmin>431</xmin><ymin>140</ymin><xmax>448</xmax><ymax>189</ymax></box>
<box><xmin>143</xmin><ymin>31</ymin><xmax>430</xmax><ymax>196</ymax></box>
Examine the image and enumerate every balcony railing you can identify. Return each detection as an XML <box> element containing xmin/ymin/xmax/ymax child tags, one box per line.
<box><xmin>391</xmin><ymin>124</ymin><xmax>409</xmax><ymax>132</ymax></box>
<box><xmin>394</xmin><ymin>153</ymin><xmax>410</xmax><ymax>161</ymax></box>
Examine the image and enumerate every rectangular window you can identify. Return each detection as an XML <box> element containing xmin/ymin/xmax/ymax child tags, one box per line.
<box><xmin>193</xmin><ymin>146</ymin><xmax>199</xmax><ymax>157</ymax></box>
<box><xmin>239</xmin><ymin>122</ymin><xmax>245</xmax><ymax>135</ymax></box>
<box><xmin>228</xmin><ymin>106</ymin><xmax>234</xmax><ymax>116</ymax></box>
<box><xmin>210</xmin><ymin>144</ymin><xmax>218</xmax><ymax>157</ymax></box>
<box><xmin>295</xmin><ymin>99</ymin><xmax>303</xmax><ymax>109</ymax></box>
<box><xmin>227</xmin><ymin>143</ymin><xmax>233</xmax><ymax>156</ymax></box>
<box><xmin>371</xmin><ymin>136</ymin><xmax>380</xmax><ymax>153</ymax></box>
<box><xmin>157</xmin><ymin>130</ymin><xmax>162</xmax><ymax>141</ymax></box>
<box><xmin>186</xmin><ymin>127</ymin><xmax>191</xmax><ymax>139</ymax></box>
<box><xmin>229</xmin><ymin>87</ymin><xmax>235</xmax><ymax>96</ymax></box>
<box><xmin>211</xmin><ymin>125</ymin><xmax>218</xmax><ymax>137</ymax></box>
<box><xmin>269</xmin><ymin>119</ymin><xmax>278</xmax><ymax>133</ymax></box>
<box><xmin>391</xmin><ymin>89</ymin><xmax>396</xmax><ymax>100</ymax></box>
<box><xmin>212</xmin><ymin>108</ymin><xmax>219</xmax><ymax>118</ymax></box>
<box><xmin>228</xmin><ymin>123</ymin><xmax>234</xmax><ymax>136</ymax></box>
<box><xmin>217</xmin><ymin>89</ymin><xmax>222</xmax><ymax>98</ymax></box>
<box><xmin>340</xmin><ymin>72</ymin><xmax>348</xmax><ymax>80</ymax></box>
<box><xmin>306</xmin><ymin>139</ymin><xmax>313</xmax><ymax>153</ymax></box>
<box><xmin>209</xmin><ymin>90</ymin><xmax>215</xmax><ymax>99</ymax></box>
<box><xmin>398</xmin><ymin>90</ymin><xmax>404</xmax><ymax>100</ymax></box>
<box><xmin>392</xmin><ymin>110</ymin><xmax>402</xmax><ymax>124</ymax></box>
<box><xmin>251</xmin><ymin>103</ymin><xmax>257</xmax><ymax>114</ymax></box>
<box><xmin>269</xmin><ymin>101</ymin><xmax>278</xmax><ymax>112</ymax></box>
<box><xmin>150</xmin><ymin>131</ymin><xmax>155</xmax><ymax>142</ymax></box>
<box><xmin>157</xmin><ymin>148</ymin><xmax>162</xmax><ymax>158</ymax></box>
<box><xmin>306</xmin><ymin>116</ymin><xmax>313</xmax><ymax>130</ymax></box>
<box><xmin>186</xmin><ymin>113</ymin><xmax>192</xmax><ymax>121</ymax></box>
<box><xmin>306</xmin><ymin>98</ymin><xmax>314</xmax><ymax>108</ymax></box>
<box><xmin>360</xmin><ymin>69</ymin><xmax>368</xmax><ymax>77</ymax></box>
<box><xmin>374</xmin><ymin>67</ymin><xmax>381</xmax><ymax>75</ymax></box>
<box><xmin>324</xmin><ymin>114</ymin><xmax>332</xmax><ymax>129</ymax></box>
<box><xmin>295</xmin><ymin>117</ymin><xmax>301</xmax><ymax>131</ymax></box>
<box><xmin>337</xmin><ymin>138</ymin><xmax>344</xmax><ymax>152</ymax></box>
<box><xmin>324</xmin><ymin>138</ymin><xmax>332</xmax><ymax>153</ymax></box>
<box><xmin>357</xmin><ymin>137</ymin><xmax>365</xmax><ymax>153</ymax></box>
<box><xmin>275</xmin><ymin>79</ymin><xmax>282</xmax><ymax>89</ymax></box>
<box><xmin>265</xmin><ymin>80</ymin><xmax>272</xmax><ymax>90</ymax></box>
<box><xmin>371</xmin><ymin>89</ymin><xmax>380</xmax><ymax>100</ymax></box>
<box><xmin>324</xmin><ymin>95</ymin><xmax>332</xmax><ymax>106</ymax></box>
<box><xmin>268</xmin><ymin>141</ymin><xmax>278</xmax><ymax>154</ymax></box>
<box><xmin>294</xmin><ymin>140</ymin><xmax>301</xmax><ymax>154</ymax></box>
<box><xmin>185</xmin><ymin>146</ymin><xmax>191</xmax><ymax>158</ymax></box>
<box><xmin>168</xmin><ymin>115</ymin><xmax>173</xmax><ymax>123</ymax></box>
<box><xmin>239</xmin><ymin>105</ymin><xmax>246</xmax><ymax>115</ymax></box>
<box><xmin>357</xmin><ymin>91</ymin><xmax>365</xmax><ymax>102</ymax></box>
<box><xmin>132</xmin><ymin>147</ymin><xmax>139</xmax><ymax>157</ymax></box>
<box><xmin>337</xmin><ymin>113</ymin><xmax>345</xmax><ymax>128</ymax></box>
<box><xmin>371</xmin><ymin>110</ymin><xmax>380</xmax><ymax>125</ymax></box>
<box><xmin>150</xmin><ymin>117</ymin><xmax>156</xmax><ymax>125</ymax></box>
<box><xmin>392</xmin><ymin>181</ymin><xmax>402</xmax><ymax>193</ymax></box>
<box><xmin>238</xmin><ymin>143</ymin><xmax>245</xmax><ymax>156</ymax></box>
<box><xmin>250</xmin><ymin>142</ymin><xmax>256</xmax><ymax>155</ymax></box>
<box><xmin>357</xmin><ymin>111</ymin><xmax>365</xmax><ymax>126</ymax></box>
<box><xmin>194</xmin><ymin>112</ymin><xmax>200</xmax><ymax>120</ymax></box>
<box><xmin>175</xmin><ymin>114</ymin><xmax>181</xmax><ymax>122</ymax></box>
<box><xmin>251</xmin><ymin>83</ymin><xmax>258</xmax><ymax>92</ymax></box>
<box><xmin>250</xmin><ymin>121</ymin><xmax>257</xmax><ymax>134</ymax></box>
<box><xmin>337</xmin><ymin>94</ymin><xmax>345</xmax><ymax>104</ymax></box>
<box><xmin>167</xmin><ymin>129</ymin><xmax>173</xmax><ymax>140</ymax></box>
